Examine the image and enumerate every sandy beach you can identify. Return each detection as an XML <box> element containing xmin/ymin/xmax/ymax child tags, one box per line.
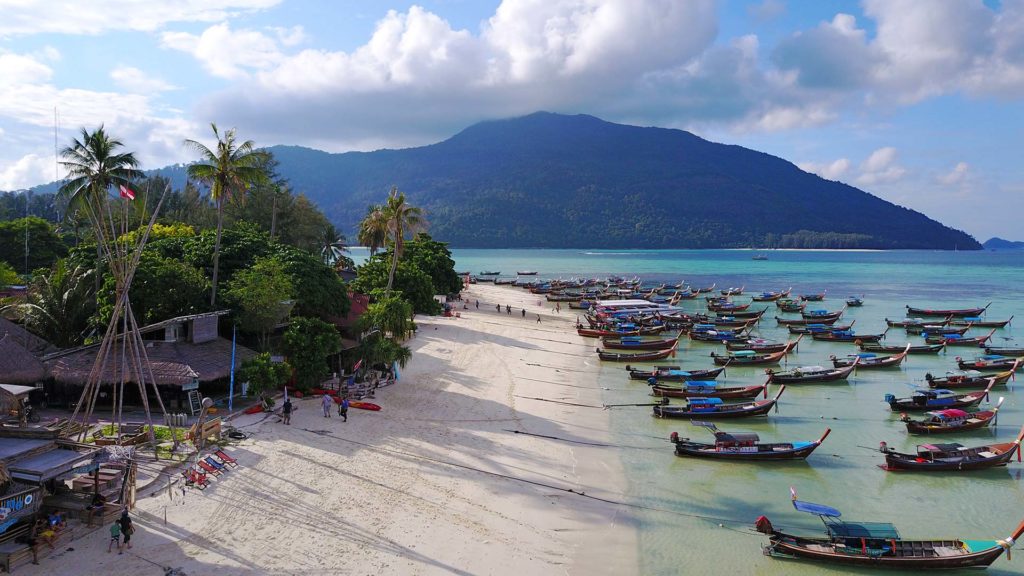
<box><xmin>25</xmin><ymin>283</ymin><xmax>637</xmax><ymax>575</ymax></box>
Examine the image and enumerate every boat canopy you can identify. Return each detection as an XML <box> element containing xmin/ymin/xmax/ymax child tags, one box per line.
<box><xmin>964</xmin><ymin>316</ymin><xmax>983</xmax><ymax>321</ymax></box>
<box><xmin>792</xmin><ymin>500</ymin><xmax>841</xmax><ymax>517</ymax></box>
<box><xmin>855</xmin><ymin>353</ymin><xmax>877</xmax><ymax>358</ymax></box>
<box><xmin>827</xmin><ymin>521</ymin><xmax>901</xmax><ymax>540</ymax></box>
<box><xmin>683</xmin><ymin>381</ymin><xmax>718</xmax><ymax>389</ymax></box>
<box><xmin>808</xmin><ymin>310</ymin><xmax>828</xmax><ymax>315</ymax></box>
<box><xmin>981</xmin><ymin>354</ymin><xmax>1006</xmax><ymax>360</ymax></box>
<box><xmin>732</xmin><ymin>350</ymin><xmax>756</xmax><ymax>357</ymax></box>
<box><xmin>919</xmin><ymin>443</ymin><xmax>964</xmax><ymax>453</ymax></box>
<box><xmin>928</xmin><ymin>409</ymin><xmax>969</xmax><ymax>419</ymax></box>
<box><xmin>714</xmin><ymin>431</ymin><xmax>759</xmax><ymax>444</ymax></box>
<box><xmin>796</xmin><ymin>366</ymin><xmax>827</xmax><ymax>372</ymax></box>
<box><xmin>688</xmin><ymin>397</ymin><xmax>723</xmax><ymax>406</ymax></box>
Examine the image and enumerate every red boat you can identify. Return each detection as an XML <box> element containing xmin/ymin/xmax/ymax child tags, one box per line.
<box><xmin>900</xmin><ymin>397</ymin><xmax>1004</xmax><ymax>434</ymax></box>
<box><xmin>600</xmin><ymin>335</ymin><xmax>679</xmax><ymax>350</ymax></box>
<box><xmin>905</xmin><ymin>302</ymin><xmax>991</xmax><ymax>317</ymax></box>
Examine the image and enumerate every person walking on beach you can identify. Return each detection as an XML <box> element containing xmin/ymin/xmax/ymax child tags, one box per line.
<box><xmin>521</xmin><ymin>308</ymin><xmax>526</xmax><ymax>318</ymax></box>
<box><xmin>321</xmin><ymin>393</ymin><xmax>333</xmax><ymax>418</ymax></box>
<box><xmin>282</xmin><ymin>398</ymin><xmax>293</xmax><ymax>425</ymax></box>
<box><xmin>338</xmin><ymin>397</ymin><xmax>349</xmax><ymax>422</ymax></box>
<box><xmin>119</xmin><ymin>509</ymin><xmax>134</xmax><ymax>551</ymax></box>
<box><xmin>556</xmin><ymin>303</ymin><xmax>561</xmax><ymax>313</ymax></box>
<box><xmin>475</xmin><ymin>300</ymin><xmax>479</xmax><ymax>309</ymax></box>
<box><xmin>108</xmin><ymin>520</ymin><xmax>121</xmax><ymax>553</ymax></box>
<box><xmin>536</xmin><ymin>314</ymin><xmax>542</xmax><ymax>323</ymax></box>
<box><xmin>496</xmin><ymin>304</ymin><xmax>500</xmax><ymax>312</ymax></box>
<box><xmin>506</xmin><ymin>305</ymin><xmax>511</xmax><ymax>315</ymax></box>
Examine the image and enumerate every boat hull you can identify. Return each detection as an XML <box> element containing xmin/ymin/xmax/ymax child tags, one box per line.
<box><xmin>766</xmin><ymin>536</ymin><xmax>1005</xmax><ymax>569</ymax></box>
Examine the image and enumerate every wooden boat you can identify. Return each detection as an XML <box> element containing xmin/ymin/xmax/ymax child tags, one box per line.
<box><xmin>600</xmin><ymin>335</ymin><xmax>679</xmax><ymax>350</ymax></box>
<box><xmin>950</xmin><ymin>315</ymin><xmax>1013</xmax><ymax>328</ymax></box>
<box><xmin>845</xmin><ymin>295</ymin><xmax>864</xmax><ymax>307</ymax></box>
<box><xmin>859</xmin><ymin>341</ymin><xmax>945</xmax><ymax>355</ymax></box>
<box><xmin>577</xmin><ymin>324</ymin><xmax>663</xmax><ymax>338</ymax></box>
<box><xmin>479</xmin><ymin>270</ymin><xmax>500</xmax><ymax>275</ymax></box>
<box><xmin>766</xmin><ymin>359</ymin><xmax>858</xmax><ymax>384</ymax></box>
<box><xmin>900</xmin><ymin>397</ymin><xmax>1003</xmax><ymax>434</ymax></box>
<box><xmin>812</xmin><ymin>328</ymin><xmax>887</xmax><ymax>343</ymax></box>
<box><xmin>516</xmin><ymin>270</ymin><xmax>538</xmax><ymax>275</ymax></box>
<box><xmin>799</xmin><ymin>290</ymin><xmax>827</xmax><ymax>301</ymax></box>
<box><xmin>755</xmin><ymin>492</ymin><xmax>1024</xmax><ymax>569</ymax></box>
<box><xmin>670</xmin><ymin>423</ymin><xmax>830</xmax><ymax>460</ymax></box>
<box><xmin>689</xmin><ymin>328</ymin><xmax>750</xmax><ymax>343</ymax></box>
<box><xmin>695</xmin><ymin>283</ymin><xmax>716</xmax><ymax>293</ymax></box>
<box><xmin>878</xmin><ymin>423</ymin><xmax>1024</xmax><ymax>472</ymax></box>
<box><xmin>777</xmin><ymin>300</ymin><xmax>807</xmax><ymax>313</ymax></box>
<box><xmin>752</xmin><ymin>254</ymin><xmax>769</xmax><ymax>260</ymax></box>
<box><xmin>886</xmin><ymin>316</ymin><xmax>950</xmax><ymax>329</ymax></box>
<box><xmin>751</xmin><ymin>288</ymin><xmax>791</xmax><ymax>302</ymax></box>
<box><xmin>708</xmin><ymin>301</ymin><xmax>751</xmax><ymax>313</ymax></box>
<box><xmin>927</xmin><ymin>369</ymin><xmax>1013</xmax><ymax>389</ymax></box>
<box><xmin>694</xmin><ymin>315</ymin><xmax>757</xmax><ymax>328</ymax></box>
<box><xmin>653</xmin><ymin>386</ymin><xmax>786</xmax><ymax>419</ymax></box>
<box><xmin>985</xmin><ymin>346</ymin><xmax>1024</xmax><ymax>357</ymax></box>
<box><xmin>885</xmin><ymin>380</ymin><xmax>994</xmax><ymax>412</ymax></box>
<box><xmin>626</xmin><ymin>365</ymin><xmax>726</xmax><ymax>382</ymax></box>
<box><xmin>956</xmin><ymin>355</ymin><xmax>1022</xmax><ymax>372</ymax></box>
<box><xmin>926</xmin><ymin>329</ymin><xmax>996</xmax><ymax>346</ymax></box>
<box><xmin>711</xmin><ymin>349</ymin><xmax>787</xmax><ymax>366</ymax></box>
<box><xmin>831</xmin><ymin>345</ymin><xmax>909</xmax><ymax>369</ymax></box>
<box><xmin>650</xmin><ymin>380</ymin><xmax>767</xmax><ymax>399</ymax></box>
<box><xmin>909</xmin><ymin>323</ymin><xmax>969</xmax><ymax>335</ymax></box>
<box><xmin>713</xmin><ymin>308</ymin><xmax>766</xmax><ymax>320</ymax></box>
<box><xmin>597</xmin><ymin>341</ymin><xmax>678</xmax><ymax>362</ymax></box>
<box><xmin>802</xmin><ymin>305</ymin><xmax>847</xmax><ymax>320</ymax></box>
<box><xmin>777</xmin><ymin>315</ymin><xmax>841</xmax><ymax>326</ymax></box>
<box><xmin>720</xmin><ymin>285</ymin><xmax>745</xmax><ymax>296</ymax></box>
<box><xmin>727</xmin><ymin>335</ymin><xmax>802</xmax><ymax>353</ymax></box>
<box><xmin>788</xmin><ymin>322</ymin><xmax>850</xmax><ymax>334</ymax></box>
<box><xmin>906</xmin><ymin>302</ymin><xmax>991</xmax><ymax>317</ymax></box>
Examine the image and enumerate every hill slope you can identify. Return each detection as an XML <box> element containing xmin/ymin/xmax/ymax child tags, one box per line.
<box><xmin>23</xmin><ymin>112</ymin><xmax>978</xmax><ymax>249</ymax></box>
<box><xmin>983</xmin><ymin>237</ymin><xmax>1024</xmax><ymax>250</ymax></box>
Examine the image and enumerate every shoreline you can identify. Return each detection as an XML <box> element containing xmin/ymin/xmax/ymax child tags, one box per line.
<box><xmin>25</xmin><ymin>283</ymin><xmax>637</xmax><ymax>575</ymax></box>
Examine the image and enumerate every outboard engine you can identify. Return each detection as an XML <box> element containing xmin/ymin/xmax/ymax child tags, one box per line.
<box><xmin>879</xmin><ymin>441</ymin><xmax>888</xmax><ymax>453</ymax></box>
<box><xmin>670</xmin><ymin>432</ymin><xmax>679</xmax><ymax>443</ymax></box>
<box><xmin>884</xmin><ymin>394</ymin><xmax>896</xmax><ymax>405</ymax></box>
<box><xmin>754</xmin><ymin>516</ymin><xmax>774</xmax><ymax>534</ymax></box>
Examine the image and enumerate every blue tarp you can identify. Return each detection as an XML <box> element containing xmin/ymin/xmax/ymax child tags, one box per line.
<box><xmin>792</xmin><ymin>500</ymin><xmax>841</xmax><ymax>517</ymax></box>
<box><xmin>688</xmin><ymin>397</ymin><xmax>723</xmax><ymax>405</ymax></box>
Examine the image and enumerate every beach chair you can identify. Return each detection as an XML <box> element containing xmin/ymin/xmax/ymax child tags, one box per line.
<box><xmin>203</xmin><ymin>456</ymin><xmax>229</xmax><ymax>473</ymax></box>
<box><xmin>182</xmin><ymin>469</ymin><xmax>209</xmax><ymax>489</ymax></box>
<box><xmin>213</xmin><ymin>450</ymin><xmax>239</xmax><ymax>467</ymax></box>
<box><xmin>196</xmin><ymin>459</ymin><xmax>223</xmax><ymax>476</ymax></box>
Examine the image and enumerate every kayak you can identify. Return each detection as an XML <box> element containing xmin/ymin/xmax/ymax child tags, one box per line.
<box><xmin>243</xmin><ymin>405</ymin><xmax>264</xmax><ymax>415</ymax></box>
<box><xmin>349</xmin><ymin>401</ymin><xmax>381</xmax><ymax>411</ymax></box>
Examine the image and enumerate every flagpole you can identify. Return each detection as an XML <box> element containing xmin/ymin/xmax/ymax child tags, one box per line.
<box><xmin>228</xmin><ymin>324</ymin><xmax>237</xmax><ymax>412</ymax></box>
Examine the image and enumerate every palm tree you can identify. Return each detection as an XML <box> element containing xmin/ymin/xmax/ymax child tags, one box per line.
<box><xmin>18</xmin><ymin>261</ymin><xmax>95</xmax><ymax>348</ymax></box>
<box><xmin>183</xmin><ymin>124</ymin><xmax>269</xmax><ymax>306</ymax></box>
<box><xmin>319</xmin><ymin>223</ymin><xmax>350</xmax><ymax>266</ymax></box>
<box><xmin>58</xmin><ymin>126</ymin><xmax>142</xmax><ymax>291</ymax></box>
<box><xmin>357</xmin><ymin>204</ymin><xmax>388</xmax><ymax>256</ymax></box>
<box><xmin>382</xmin><ymin>187</ymin><xmax>425</xmax><ymax>294</ymax></box>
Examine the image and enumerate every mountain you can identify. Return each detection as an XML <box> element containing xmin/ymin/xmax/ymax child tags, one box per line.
<box><xmin>22</xmin><ymin>112</ymin><xmax>978</xmax><ymax>249</ymax></box>
<box><xmin>982</xmin><ymin>237</ymin><xmax>1024</xmax><ymax>250</ymax></box>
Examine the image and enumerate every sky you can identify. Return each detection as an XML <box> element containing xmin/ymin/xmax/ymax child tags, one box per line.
<box><xmin>1</xmin><ymin>0</ymin><xmax>1022</xmax><ymax>240</ymax></box>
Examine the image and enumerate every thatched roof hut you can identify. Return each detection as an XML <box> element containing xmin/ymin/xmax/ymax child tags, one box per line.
<box><xmin>0</xmin><ymin>317</ymin><xmax>57</xmax><ymax>357</ymax></box>
<box><xmin>0</xmin><ymin>334</ymin><xmax>46</xmax><ymax>385</ymax></box>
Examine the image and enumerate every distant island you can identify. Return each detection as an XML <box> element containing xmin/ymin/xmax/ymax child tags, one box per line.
<box><xmin>982</xmin><ymin>237</ymin><xmax>1024</xmax><ymax>250</ymax></box>
<box><xmin>16</xmin><ymin>112</ymin><xmax>979</xmax><ymax>250</ymax></box>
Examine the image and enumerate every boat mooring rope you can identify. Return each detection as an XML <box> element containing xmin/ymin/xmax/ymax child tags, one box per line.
<box><xmin>501</xmin><ymin>428</ymin><xmax>665</xmax><ymax>450</ymax></box>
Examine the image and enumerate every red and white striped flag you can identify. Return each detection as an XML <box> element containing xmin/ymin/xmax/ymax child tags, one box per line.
<box><xmin>789</xmin><ymin>486</ymin><xmax>798</xmax><ymax>500</ymax></box>
<box><xmin>353</xmin><ymin>359</ymin><xmax>363</xmax><ymax>372</ymax></box>
<box><xmin>119</xmin><ymin>184</ymin><xmax>136</xmax><ymax>200</ymax></box>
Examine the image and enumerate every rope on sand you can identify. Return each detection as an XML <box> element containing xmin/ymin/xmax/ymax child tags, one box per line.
<box><xmin>125</xmin><ymin>550</ymin><xmax>186</xmax><ymax>575</ymax></box>
<box><xmin>512</xmin><ymin>395</ymin><xmax>603</xmax><ymax>408</ymax></box>
<box><xmin>502</xmin><ymin>429</ymin><xmax>665</xmax><ymax>450</ymax></box>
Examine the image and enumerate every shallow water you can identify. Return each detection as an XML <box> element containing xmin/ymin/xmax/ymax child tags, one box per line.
<box><xmin>357</xmin><ymin>248</ymin><xmax>1024</xmax><ymax>574</ymax></box>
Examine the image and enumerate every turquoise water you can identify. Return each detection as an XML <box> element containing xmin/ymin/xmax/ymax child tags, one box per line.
<box><xmin>357</xmin><ymin>248</ymin><xmax>1024</xmax><ymax>574</ymax></box>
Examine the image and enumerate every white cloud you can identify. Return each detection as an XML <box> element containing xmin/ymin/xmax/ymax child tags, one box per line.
<box><xmin>938</xmin><ymin>161</ymin><xmax>970</xmax><ymax>186</ymax></box>
<box><xmin>270</xmin><ymin>25</ymin><xmax>306</xmax><ymax>47</ymax></box>
<box><xmin>0</xmin><ymin>153</ymin><xmax>53</xmax><ymax>190</ymax></box>
<box><xmin>856</xmin><ymin>147</ymin><xmax>907</xmax><ymax>185</ymax></box>
<box><xmin>748</xmin><ymin>0</ymin><xmax>786</xmax><ymax>23</ymax></box>
<box><xmin>110</xmin><ymin>65</ymin><xmax>176</xmax><ymax>93</ymax></box>
<box><xmin>0</xmin><ymin>51</ymin><xmax>53</xmax><ymax>86</ymax></box>
<box><xmin>162</xmin><ymin>22</ymin><xmax>285</xmax><ymax>79</ymax></box>
<box><xmin>798</xmin><ymin>158</ymin><xmax>850</xmax><ymax>180</ymax></box>
<box><xmin>0</xmin><ymin>0</ymin><xmax>281</xmax><ymax>37</ymax></box>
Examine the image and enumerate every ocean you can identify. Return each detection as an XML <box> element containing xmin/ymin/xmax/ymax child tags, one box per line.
<box><xmin>353</xmin><ymin>247</ymin><xmax>1024</xmax><ymax>575</ymax></box>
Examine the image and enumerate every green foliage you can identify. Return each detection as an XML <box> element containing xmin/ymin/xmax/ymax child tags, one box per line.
<box><xmin>0</xmin><ymin>192</ymin><xmax>61</xmax><ymax>223</ymax></box>
<box><xmin>119</xmin><ymin>222</ymin><xmax>195</xmax><ymax>246</ymax></box>
<box><xmin>0</xmin><ymin>217</ymin><xmax>69</xmax><ymax>272</ymax></box>
<box><xmin>0</xmin><ymin>261</ymin><xmax>18</xmax><ymax>288</ymax></box>
<box><xmin>20</xmin><ymin>260</ymin><xmax>95</xmax><ymax>347</ymax></box>
<box><xmin>239</xmin><ymin>352</ymin><xmax>292</xmax><ymax>400</ymax></box>
<box><xmin>225</xmin><ymin>256</ymin><xmax>293</xmax><ymax>350</ymax></box>
<box><xmin>98</xmin><ymin>252</ymin><xmax>209</xmax><ymax>326</ymax></box>
<box><xmin>358</xmin><ymin>295</ymin><xmax>414</xmax><ymax>340</ymax></box>
<box><xmin>277</xmin><ymin>249</ymin><xmax>350</xmax><ymax>319</ymax></box>
<box><xmin>352</xmin><ymin>257</ymin><xmax>440</xmax><ymax>314</ymax></box>
<box><xmin>283</xmin><ymin>317</ymin><xmax>341</xmax><ymax>391</ymax></box>
<box><xmin>402</xmin><ymin>233</ymin><xmax>462</xmax><ymax>295</ymax></box>
<box><xmin>357</xmin><ymin>335</ymin><xmax>412</xmax><ymax>370</ymax></box>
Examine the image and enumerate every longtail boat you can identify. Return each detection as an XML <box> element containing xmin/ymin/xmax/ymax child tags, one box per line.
<box><xmin>577</xmin><ymin>324</ymin><xmax>664</xmax><ymax>338</ymax></box>
<box><xmin>694</xmin><ymin>315</ymin><xmax>758</xmax><ymax>328</ymax></box>
<box><xmin>812</xmin><ymin>327</ymin><xmax>888</xmax><ymax>343</ymax></box>
<box><xmin>695</xmin><ymin>283</ymin><xmax>716</xmax><ymax>293</ymax></box>
<box><xmin>950</xmin><ymin>315</ymin><xmax>1013</xmax><ymax>328</ymax></box>
<box><xmin>600</xmin><ymin>335</ymin><xmax>679</xmax><ymax>350</ymax></box>
<box><xmin>906</xmin><ymin>302</ymin><xmax>991</xmax><ymax>317</ymax></box>
<box><xmin>653</xmin><ymin>386</ymin><xmax>785</xmax><ymax>419</ymax></box>
<box><xmin>755</xmin><ymin>491</ymin><xmax>1024</xmax><ymax>569</ymax></box>
<box><xmin>878</xmin><ymin>423</ymin><xmax>1024</xmax><ymax>472</ymax></box>
<box><xmin>707</xmin><ymin>301</ymin><xmax>751</xmax><ymax>313</ymax></box>
<box><xmin>650</xmin><ymin>380</ymin><xmax>767</xmax><ymax>400</ymax></box>
<box><xmin>777</xmin><ymin>315</ymin><xmax>842</xmax><ymax>326</ymax></box>
<box><xmin>799</xmin><ymin>290</ymin><xmax>827</xmax><ymax>301</ymax></box>
<box><xmin>885</xmin><ymin>379</ymin><xmax>994</xmax><ymax>412</ymax></box>
<box><xmin>720</xmin><ymin>285</ymin><xmax>745</xmax><ymax>296</ymax></box>
<box><xmin>909</xmin><ymin>323</ymin><xmax>970</xmax><ymax>335</ymax></box>
<box><xmin>766</xmin><ymin>359</ymin><xmax>858</xmax><ymax>384</ymax></box>
<box><xmin>927</xmin><ymin>367</ymin><xmax>1015</xmax><ymax>389</ymax></box>
<box><xmin>831</xmin><ymin>345</ymin><xmax>910</xmax><ymax>369</ymax></box>
<box><xmin>626</xmin><ymin>365</ymin><xmax>726</xmax><ymax>381</ymax></box>
<box><xmin>886</xmin><ymin>316</ymin><xmax>950</xmax><ymax>329</ymax></box>
<box><xmin>859</xmin><ymin>341</ymin><xmax>945</xmax><ymax>355</ymax></box>
<box><xmin>712</xmin><ymin>308</ymin><xmax>767</xmax><ymax>320</ymax></box>
<box><xmin>956</xmin><ymin>355</ymin><xmax>1022</xmax><ymax>371</ymax></box>
<box><xmin>845</xmin><ymin>295</ymin><xmax>864</xmax><ymax>307</ymax></box>
<box><xmin>751</xmin><ymin>288</ymin><xmax>791</xmax><ymax>302</ymax></box>
<box><xmin>985</xmin><ymin>346</ymin><xmax>1024</xmax><ymax>357</ymax></box>
<box><xmin>689</xmin><ymin>328</ymin><xmax>750</xmax><ymax>343</ymax></box>
<box><xmin>669</xmin><ymin>423</ymin><xmax>829</xmax><ymax>460</ymax></box>
<box><xmin>711</xmin><ymin>349</ymin><xmax>788</xmax><ymax>366</ymax></box>
<box><xmin>900</xmin><ymin>397</ymin><xmax>1003</xmax><ymax>434</ymax></box>
<box><xmin>726</xmin><ymin>335</ymin><xmax>802</xmax><ymax>353</ymax></box>
<box><xmin>777</xmin><ymin>300</ymin><xmax>807</xmax><ymax>313</ymax></box>
<box><xmin>789</xmin><ymin>322</ymin><xmax>851</xmax><ymax>334</ymax></box>
<box><xmin>597</xmin><ymin>340</ymin><xmax>678</xmax><ymax>362</ymax></box>
<box><xmin>802</xmin><ymin>305</ymin><xmax>847</xmax><ymax>320</ymax></box>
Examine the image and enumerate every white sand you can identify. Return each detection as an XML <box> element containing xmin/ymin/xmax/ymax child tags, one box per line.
<box><xmin>26</xmin><ymin>283</ymin><xmax>637</xmax><ymax>575</ymax></box>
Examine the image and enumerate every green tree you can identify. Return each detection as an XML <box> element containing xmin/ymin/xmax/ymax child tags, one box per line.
<box><xmin>381</xmin><ymin>187</ymin><xmax>425</xmax><ymax>294</ymax></box>
<box><xmin>0</xmin><ymin>217</ymin><xmax>68</xmax><ymax>272</ymax></box>
<box><xmin>356</xmin><ymin>334</ymin><xmax>412</xmax><ymax>371</ymax></box>
<box><xmin>402</xmin><ymin>233</ymin><xmax>462</xmax><ymax>295</ymax></box>
<box><xmin>20</xmin><ymin>260</ymin><xmax>95</xmax><ymax>347</ymax></box>
<box><xmin>225</xmin><ymin>256</ymin><xmax>293</xmax><ymax>351</ymax></box>
<box><xmin>0</xmin><ymin>261</ymin><xmax>19</xmax><ymax>289</ymax></box>
<box><xmin>358</xmin><ymin>295</ymin><xmax>414</xmax><ymax>340</ymax></box>
<box><xmin>184</xmin><ymin>124</ymin><xmax>270</xmax><ymax>306</ymax></box>
<box><xmin>239</xmin><ymin>352</ymin><xmax>291</xmax><ymax>407</ymax></box>
<box><xmin>97</xmin><ymin>252</ymin><xmax>209</xmax><ymax>326</ymax></box>
<box><xmin>352</xmin><ymin>257</ymin><xmax>440</xmax><ymax>314</ymax></box>
<box><xmin>283</xmin><ymin>317</ymin><xmax>342</xmax><ymax>391</ymax></box>
<box><xmin>318</xmin><ymin>223</ymin><xmax>351</xmax><ymax>267</ymax></box>
<box><xmin>357</xmin><ymin>204</ymin><xmax>388</xmax><ymax>256</ymax></box>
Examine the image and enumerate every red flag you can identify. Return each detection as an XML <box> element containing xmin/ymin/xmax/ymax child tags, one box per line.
<box><xmin>119</xmin><ymin>184</ymin><xmax>136</xmax><ymax>200</ymax></box>
<box><xmin>353</xmin><ymin>359</ymin><xmax>363</xmax><ymax>372</ymax></box>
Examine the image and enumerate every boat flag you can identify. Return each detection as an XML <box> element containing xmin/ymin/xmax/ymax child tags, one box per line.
<box><xmin>353</xmin><ymin>358</ymin><xmax>363</xmax><ymax>372</ymax></box>
<box><xmin>789</xmin><ymin>486</ymin><xmax>797</xmax><ymax>501</ymax></box>
<box><xmin>393</xmin><ymin>361</ymin><xmax>400</xmax><ymax>382</ymax></box>
<box><xmin>118</xmin><ymin>184</ymin><xmax>136</xmax><ymax>200</ymax></box>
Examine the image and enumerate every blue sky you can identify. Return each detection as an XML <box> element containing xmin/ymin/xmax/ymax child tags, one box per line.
<box><xmin>1</xmin><ymin>0</ymin><xmax>1022</xmax><ymax>240</ymax></box>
